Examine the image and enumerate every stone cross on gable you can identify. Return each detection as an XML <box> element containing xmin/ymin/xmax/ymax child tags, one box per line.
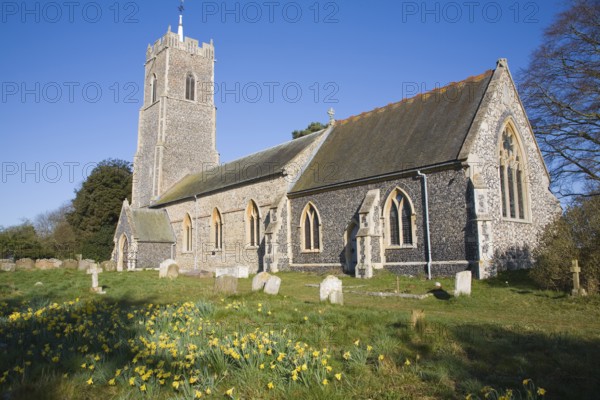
<box><xmin>87</xmin><ymin>264</ymin><xmax>105</xmax><ymax>294</ymax></box>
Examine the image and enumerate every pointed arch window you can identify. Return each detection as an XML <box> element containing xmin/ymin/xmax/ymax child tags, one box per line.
<box><xmin>151</xmin><ymin>74</ymin><xmax>158</xmax><ymax>103</ymax></box>
<box><xmin>183</xmin><ymin>213</ymin><xmax>193</xmax><ymax>252</ymax></box>
<box><xmin>385</xmin><ymin>189</ymin><xmax>415</xmax><ymax>247</ymax></box>
<box><xmin>301</xmin><ymin>203</ymin><xmax>321</xmax><ymax>251</ymax></box>
<box><xmin>185</xmin><ymin>73</ymin><xmax>195</xmax><ymax>101</ymax></box>
<box><xmin>212</xmin><ymin>208</ymin><xmax>223</xmax><ymax>250</ymax></box>
<box><xmin>499</xmin><ymin>125</ymin><xmax>528</xmax><ymax>220</ymax></box>
<box><xmin>247</xmin><ymin>201</ymin><xmax>260</xmax><ymax>247</ymax></box>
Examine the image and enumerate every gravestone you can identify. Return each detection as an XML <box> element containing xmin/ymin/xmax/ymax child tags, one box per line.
<box><xmin>264</xmin><ymin>275</ymin><xmax>281</xmax><ymax>295</ymax></box>
<box><xmin>62</xmin><ymin>259</ymin><xmax>78</xmax><ymax>270</ymax></box>
<box><xmin>320</xmin><ymin>276</ymin><xmax>343</xmax><ymax>302</ymax></box>
<box><xmin>454</xmin><ymin>271</ymin><xmax>472</xmax><ymax>297</ymax></box>
<box><xmin>570</xmin><ymin>260</ymin><xmax>588</xmax><ymax>297</ymax></box>
<box><xmin>252</xmin><ymin>272</ymin><xmax>271</xmax><ymax>291</ymax></box>
<box><xmin>1</xmin><ymin>262</ymin><xmax>15</xmax><ymax>272</ymax></box>
<box><xmin>101</xmin><ymin>260</ymin><xmax>117</xmax><ymax>272</ymax></box>
<box><xmin>78</xmin><ymin>259</ymin><xmax>95</xmax><ymax>271</ymax></box>
<box><xmin>216</xmin><ymin>266</ymin><xmax>249</xmax><ymax>279</ymax></box>
<box><xmin>87</xmin><ymin>264</ymin><xmax>105</xmax><ymax>294</ymax></box>
<box><xmin>159</xmin><ymin>259</ymin><xmax>179</xmax><ymax>279</ymax></box>
<box><xmin>38</xmin><ymin>259</ymin><xmax>63</xmax><ymax>270</ymax></box>
<box><xmin>329</xmin><ymin>290</ymin><xmax>344</xmax><ymax>305</ymax></box>
<box><xmin>16</xmin><ymin>258</ymin><xmax>35</xmax><ymax>270</ymax></box>
<box><xmin>214</xmin><ymin>275</ymin><xmax>238</xmax><ymax>295</ymax></box>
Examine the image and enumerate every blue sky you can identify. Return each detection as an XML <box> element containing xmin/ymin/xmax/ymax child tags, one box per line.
<box><xmin>0</xmin><ymin>0</ymin><xmax>562</xmax><ymax>227</ymax></box>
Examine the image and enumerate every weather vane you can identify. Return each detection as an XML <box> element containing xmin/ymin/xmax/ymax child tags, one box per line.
<box><xmin>178</xmin><ymin>0</ymin><xmax>185</xmax><ymax>14</ymax></box>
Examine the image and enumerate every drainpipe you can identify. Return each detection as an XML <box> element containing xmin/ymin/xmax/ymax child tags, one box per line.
<box><xmin>194</xmin><ymin>195</ymin><xmax>199</xmax><ymax>270</ymax></box>
<box><xmin>417</xmin><ymin>171</ymin><xmax>432</xmax><ymax>280</ymax></box>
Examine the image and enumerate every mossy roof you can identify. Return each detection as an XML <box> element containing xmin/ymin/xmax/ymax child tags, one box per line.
<box><xmin>152</xmin><ymin>131</ymin><xmax>324</xmax><ymax>207</ymax></box>
<box><xmin>131</xmin><ymin>208</ymin><xmax>175</xmax><ymax>243</ymax></box>
<box><xmin>290</xmin><ymin>69</ymin><xmax>494</xmax><ymax>194</ymax></box>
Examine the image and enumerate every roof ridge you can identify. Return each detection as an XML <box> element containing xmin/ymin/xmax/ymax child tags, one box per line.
<box><xmin>337</xmin><ymin>69</ymin><xmax>494</xmax><ymax>126</ymax></box>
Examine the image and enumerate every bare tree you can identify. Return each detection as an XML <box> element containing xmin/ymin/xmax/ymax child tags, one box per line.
<box><xmin>520</xmin><ymin>0</ymin><xmax>600</xmax><ymax>198</ymax></box>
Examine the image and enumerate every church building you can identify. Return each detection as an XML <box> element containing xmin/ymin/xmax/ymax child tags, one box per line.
<box><xmin>112</xmin><ymin>15</ymin><xmax>560</xmax><ymax>279</ymax></box>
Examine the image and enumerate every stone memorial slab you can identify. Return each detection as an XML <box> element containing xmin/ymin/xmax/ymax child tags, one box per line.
<box><xmin>320</xmin><ymin>275</ymin><xmax>343</xmax><ymax>302</ymax></box>
<box><xmin>264</xmin><ymin>275</ymin><xmax>281</xmax><ymax>295</ymax></box>
<box><xmin>16</xmin><ymin>258</ymin><xmax>35</xmax><ymax>271</ymax></box>
<box><xmin>214</xmin><ymin>275</ymin><xmax>238</xmax><ymax>294</ymax></box>
<box><xmin>101</xmin><ymin>260</ymin><xmax>117</xmax><ymax>272</ymax></box>
<box><xmin>78</xmin><ymin>259</ymin><xmax>95</xmax><ymax>271</ymax></box>
<box><xmin>329</xmin><ymin>290</ymin><xmax>344</xmax><ymax>305</ymax></box>
<box><xmin>159</xmin><ymin>259</ymin><xmax>179</xmax><ymax>279</ymax></box>
<box><xmin>216</xmin><ymin>266</ymin><xmax>249</xmax><ymax>279</ymax></box>
<box><xmin>1</xmin><ymin>262</ymin><xmax>16</xmax><ymax>272</ymax></box>
<box><xmin>454</xmin><ymin>271</ymin><xmax>472</xmax><ymax>297</ymax></box>
<box><xmin>62</xmin><ymin>259</ymin><xmax>78</xmax><ymax>270</ymax></box>
<box><xmin>252</xmin><ymin>272</ymin><xmax>271</xmax><ymax>291</ymax></box>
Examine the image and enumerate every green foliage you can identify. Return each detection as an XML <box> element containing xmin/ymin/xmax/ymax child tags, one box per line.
<box><xmin>531</xmin><ymin>196</ymin><xmax>600</xmax><ymax>293</ymax></box>
<box><xmin>67</xmin><ymin>159</ymin><xmax>132</xmax><ymax>261</ymax></box>
<box><xmin>0</xmin><ymin>222</ymin><xmax>49</xmax><ymax>259</ymax></box>
<box><xmin>292</xmin><ymin>122</ymin><xmax>327</xmax><ymax>139</ymax></box>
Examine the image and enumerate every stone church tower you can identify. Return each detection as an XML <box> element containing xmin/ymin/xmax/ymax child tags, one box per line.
<box><xmin>132</xmin><ymin>15</ymin><xmax>219</xmax><ymax>208</ymax></box>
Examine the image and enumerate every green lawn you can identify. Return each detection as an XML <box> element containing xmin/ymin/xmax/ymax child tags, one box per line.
<box><xmin>0</xmin><ymin>268</ymin><xmax>599</xmax><ymax>399</ymax></box>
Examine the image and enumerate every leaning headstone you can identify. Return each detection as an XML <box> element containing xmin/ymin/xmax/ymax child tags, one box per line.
<box><xmin>159</xmin><ymin>259</ymin><xmax>178</xmax><ymax>279</ymax></box>
<box><xmin>329</xmin><ymin>290</ymin><xmax>344</xmax><ymax>305</ymax></box>
<box><xmin>319</xmin><ymin>275</ymin><xmax>343</xmax><ymax>302</ymax></box>
<box><xmin>264</xmin><ymin>275</ymin><xmax>281</xmax><ymax>295</ymax></box>
<box><xmin>101</xmin><ymin>260</ymin><xmax>117</xmax><ymax>272</ymax></box>
<box><xmin>214</xmin><ymin>275</ymin><xmax>238</xmax><ymax>295</ymax></box>
<box><xmin>62</xmin><ymin>259</ymin><xmax>78</xmax><ymax>270</ymax></box>
<box><xmin>454</xmin><ymin>271</ymin><xmax>472</xmax><ymax>297</ymax></box>
<box><xmin>87</xmin><ymin>263</ymin><xmax>105</xmax><ymax>294</ymax></box>
<box><xmin>16</xmin><ymin>258</ymin><xmax>35</xmax><ymax>271</ymax></box>
<box><xmin>1</xmin><ymin>262</ymin><xmax>16</xmax><ymax>272</ymax></box>
<box><xmin>216</xmin><ymin>266</ymin><xmax>249</xmax><ymax>279</ymax></box>
<box><xmin>78</xmin><ymin>259</ymin><xmax>95</xmax><ymax>271</ymax></box>
<box><xmin>252</xmin><ymin>272</ymin><xmax>271</xmax><ymax>291</ymax></box>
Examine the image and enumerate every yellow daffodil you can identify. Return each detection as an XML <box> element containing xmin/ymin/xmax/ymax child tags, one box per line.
<box><xmin>225</xmin><ymin>387</ymin><xmax>234</xmax><ymax>397</ymax></box>
<box><xmin>267</xmin><ymin>382</ymin><xmax>274</xmax><ymax>389</ymax></box>
<box><xmin>335</xmin><ymin>373</ymin><xmax>342</xmax><ymax>381</ymax></box>
<box><xmin>86</xmin><ymin>378</ymin><xmax>93</xmax><ymax>385</ymax></box>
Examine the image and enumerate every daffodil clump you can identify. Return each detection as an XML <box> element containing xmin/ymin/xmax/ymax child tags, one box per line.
<box><xmin>0</xmin><ymin>298</ymin><xmax>388</xmax><ymax>397</ymax></box>
<box><xmin>466</xmin><ymin>379</ymin><xmax>547</xmax><ymax>400</ymax></box>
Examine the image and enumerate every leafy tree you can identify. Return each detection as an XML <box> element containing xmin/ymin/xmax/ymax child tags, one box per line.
<box><xmin>292</xmin><ymin>122</ymin><xmax>327</xmax><ymax>139</ymax></box>
<box><xmin>67</xmin><ymin>159</ymin><xmax>132</xmax><ymax>261</ymax></box>
<box><xmin>0</xmin><ymin>222</ymin><xmax>48</xmax><ymax>260</ymax></box>
<box><xmin>520</xmin><ymin>0</ymin><xmax>600</xmax><ymax>197</ymax></box>
<box><xmin>531</xmin><ymin>195</ymin><xmax>600</xmax><ymax>293</ymax></box>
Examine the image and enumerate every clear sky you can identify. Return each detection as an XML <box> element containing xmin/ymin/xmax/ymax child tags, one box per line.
<box><xmin>0</xmin><ymin>0</ymin><xmax>563</xmax><ymax>227</ymax></box>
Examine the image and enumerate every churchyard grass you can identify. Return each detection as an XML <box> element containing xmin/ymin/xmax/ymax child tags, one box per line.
<box><xmin>0</xmin><ymin>269</ymin><xmax>599</xmax><ymax>399</ymax></box>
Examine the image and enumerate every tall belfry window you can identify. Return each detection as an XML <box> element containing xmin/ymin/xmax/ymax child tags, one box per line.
<box><xmin>185</xmin><ymin>73</ymin><xmax>195</xmax><ymax>101</ymax></box>
<box><xmin>151</xmin><ymin>74</ymin><xmax>158</xmax><ymax>103</ymax></box>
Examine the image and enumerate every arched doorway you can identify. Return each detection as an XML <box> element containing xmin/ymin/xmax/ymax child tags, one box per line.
<box><xmin>117</xmin><ymin>234</ymin><xmax>128</xmax><ymax>271</ymax></box>
<box><xmin>344</xmin><ymin>220</ymin><xmax>359</xmax><ymax>274</ymax></box>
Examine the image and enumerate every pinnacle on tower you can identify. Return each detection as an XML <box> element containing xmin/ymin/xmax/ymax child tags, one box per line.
<box><xmin>178</xmin><ymin>0</ymin><xmax>185</xmax><ymax>42</ymax></box>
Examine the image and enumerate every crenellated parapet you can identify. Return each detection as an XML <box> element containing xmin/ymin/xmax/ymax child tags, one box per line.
<box><xmin>146</xmin><ymin>30</ymin><xmax>214</xmax><ymax>61</ymax></box>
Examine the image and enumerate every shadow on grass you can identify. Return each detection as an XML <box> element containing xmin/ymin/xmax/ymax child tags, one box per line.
<box><xmin>399</xmin><ymin>321</ymin><xmax>600</xmax><ymax>399</ymax></box>
<box><xmin>427</xmin><ymin>288</ymin><xmax>451</xmax><ymax>300</ymax></box>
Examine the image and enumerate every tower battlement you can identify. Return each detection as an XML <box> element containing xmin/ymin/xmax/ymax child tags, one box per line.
<box><xmin>146</xmin><ymin>30</ymin><xmax>214</xmax><ymax>61</ymax></box>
